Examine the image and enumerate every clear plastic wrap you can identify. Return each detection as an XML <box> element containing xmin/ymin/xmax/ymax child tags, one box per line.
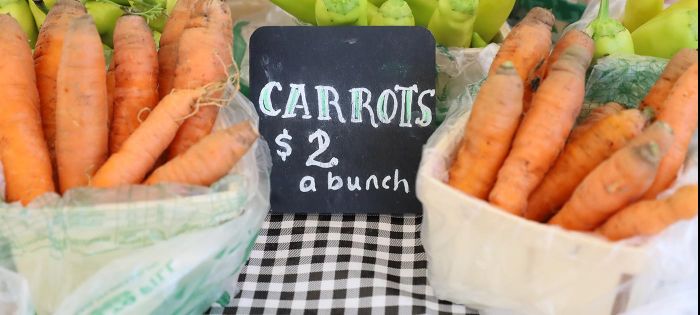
<box><xmin>0</xmin><ymin>92</ymin><xmax>272</xmax><ymax>315</ymax></box>
<box><xmin>416</xmin><ymin>54</ymin><xmax>699</xmax><ymax>315</ymax></box>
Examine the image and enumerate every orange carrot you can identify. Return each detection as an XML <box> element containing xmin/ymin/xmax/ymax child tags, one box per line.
<box><xmin>489</xmin><ymin>46</ymin><xmax>593</xmax><ymax>215</ymax></box>
<box><xmin>145</xmin><ymin>121</ymin><xmax>258</xmax><ymax>186</ymax></box>
<box><xmin>106</xmin><ymin>58</ymin><xmax>115</xmax><ymax>127</ymax></box>
<box><xmin>525</xmin><ymin>108</ymin><xmax>649</xmax><ymax>222</ymax></box>
<box><xmin>549</xmin><ymin>122</ymin><xmax>675</xmax><ymax>231</ymax></box>
<box><xmin>93</xmin><ymin>89</ymin><xmax>206</xmax><ymax>188</ymax></box>
<box><xmin>167</xmin><ymin>0</ymin><xmax>233</xmax><ymax>159</ymax></box>
<box><xmin>0</xmin><ymin>15</ymin><xmax>56</xmax><ymax>204</ymax></box>
<box><xmin>489</xmin><ymin>8</ymin><xmax>555</xmax><ymax>111</ymax></box>
<box><xmin>544</xmin><ymin>30</ymin><xmax>594</xmax><ymax>78</ymax></box>
<box><xmin>449</xmin><ymin>62</ymin><xmax>524</xmax><ymax>199</ymax></box>
<box><xmin>643</xmin><ymin>62</ymin><xmax>699</xmax><ymax>199</ymax></box>
<box><xmin>33</xmin><ymin>0</ymin><xmax>86</xmax><ymax>168</ymax></box>
<box><xmin>599</xmin><ymin>185</ymin><xmax>699</xmax><ymax>241</ymax></box>
<box><xmin>158</xmin><ymin>0</ymin><xmax>196</xmax><ymax>98</ymax></box>
<box><xmin>109</xmin><ymin>15</ymin><xmax>160</xmax><ymax>153</ymax></box>
<box><xmin>55</xmin><ymin>15</ymin><xmax>109</xmax><ymax>193</ymax></box>
<box><xmin>570</xmin><ymin>102</ymin><xmax>626</xmax><ymax>141</ymax></box>
<box><xmin>640</xmin><ymin>48</ymin><xmax>698</xmax><ymax>114</ymax></box>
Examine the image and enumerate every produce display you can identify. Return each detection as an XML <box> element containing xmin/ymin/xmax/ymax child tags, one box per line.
<box><xmin>1</xmin><ymin>0</ymin><xmax>174</xmax><ymax>48</ymax></box>
<box><xmin>587</xmin><ymin>0</ymin><xmax>634</xmax><ymax>59</ymax></box>
<box><xmin>448</xmin><ymin>7</ymin><xmax>699</xmax><ymax>241</ymax></box>
<box><xmin>0</xmin><ymin>0</ymin><xmax>255</xmax><ymax>206</ymax></box>
<box><xmin>270</xmin><ymin>0</ymin><xmax>516</xmax><ymax>48</ymax></box>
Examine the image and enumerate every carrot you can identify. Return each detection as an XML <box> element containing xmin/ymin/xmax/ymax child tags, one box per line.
<box><xmin>525</xmin><ymin>108</ymin><xmax>649</xmax><ymax>222</ymax></box>
<box><xmin>549</xmin><ymin>122</ymin><xmax>675</xmax><ymax>231</ymax></box>
<box><xmin>106</xmin><ymin>58</ymin><xmax>115</xmax><ymax>127</ymax></box>
<box><xmin>489</xmin><ymin>8</ymin><xmax>555</xmax><ymax>112</ymax></box>
<box><xmin>640</xmin><ymin>48</ymin><xmax>698</xmax><ymax>114</ymax></box>
<box><xmin>570</xmin><ymin>102</ymin><xmax>626</xmax><ymax>140</ymax></box>
<box><xmin>55</xmin><ymin>15</ymin><xmax>109</xmax><ymax>193</ymax></box>
<box><xmin>642</xmin><ymin>62</ymin><xmax>699</xmax><ymax>199</ymax></box>
<box><xmin>599</xmin><ymin>185</ymin><xmax>699</xmax><ymax>241</ymax></box>
<box><xmin>449</xmin><ymin>62</ymin><xmax>524</xmax><ymax>199</ymax></box>
<box><xmin>33</xmin><ymin>0</ymin><xmax>86</xmax><ymax>169</ymax></box>
<box><xmin>92</xmin><ymin>88</ymin><xmax>206</xmax><ymax>188</ymax></box>
<box><xmin>145</xmin><ymin>121</ymin><xmax>258</xmax><ymax>186</ymax></box>
<box><xmin>158</xmin><ymin>0</ymin><xmax>196</xmax><ymax>99</ymax></box>
<box><xmin>488</xmin><ymin>46</ymin><xmax>593</xmax><ymax>215</ymax></box>
<box><xmin>167</xmin><ymin>0</ymin><xmax>233</xmax><ymax>159</ymax></box>
<box><xmin>109</xmin><ymin>15</ymin><xmax>160</xmax><ymax>154</ymax></box>
<box><xmin>543</xmin><ymin>30</ymin><xmax>594</xmax><ymax>78</ymax></box>
<box><xmin>0</xmin><ymin>15</ymin><xmax>56</xmax><ymax>205</ymax></box>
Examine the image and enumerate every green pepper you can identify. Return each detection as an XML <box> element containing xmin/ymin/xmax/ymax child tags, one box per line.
<box><xmin>622</xmin><ymin>0</ymin><xmax>663</xmax><ymax>32</ymax></box>
<box><xmin>271</xmin><ymin>0</ymin><xmax>317</xmax><ymax>25</ymax></box>
<box><xmin>85</xmin><ymin>0</ymin><xmax>124</xmax><ymax>48</ymax></box>
<box><xmin>316</xmin><ymin>0</ymin><xmax>369</xmax><ymax>26</ymax></box>
<box><xmin>404</xmin><ymin>0</ymin><xmax>436</xmax><ymax>27</ymax></box>
<box><xmin>660</xmin><ymin>0</ymin><xmax>698</xmax><ymax>16</ymax></box>
<box><xmin>632</xmin><ymin>8</ymin><xmax>698</xmax><ymax>59</ymax></box>
<box><xmin>586</xmin><ymin>0</ymin><xmax>635</xmax><ymax>59</ymax></box>
<box><xmin>368</xmin><ymin>1</ymin><xmax>378</xmax><ymax>23</ymax></box>
<box><xmin>471</xmin><ymin>31</ymin><xmax>487</xmax><ymax>48</ymax></box>
<box><xmin>428</xmin><ymin>0</ymin><xmax>479</xmax><ymax>47</ymax></box>
<box><xmin>473</xmin><ymin>0</ymin><xmax>515</xmax><ymax>43</ymax></box>
<box><xmin>368</xmin><ymin>0</ymin><xmax>387</xmax><ymax>5</ymax></box>
<box><xmin>0</xmin><ymin>0</ymin><xmax>38</xmax><ymax>47</ymax></box>
<box><xmin>370</xmin><ymin>0</ymin><xmax>415</xmax><ymax>26</ymax></box>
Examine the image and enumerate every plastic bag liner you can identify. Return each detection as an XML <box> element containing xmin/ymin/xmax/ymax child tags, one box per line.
<box><xmin>416</xmin><ymin>55</ymin><xmax>699</xmax><ymax>315</ymax></box>
<box><xmin>0</xmin><ymin>91</ymin><xmax>272</xmax><ymax>315</ymax></box>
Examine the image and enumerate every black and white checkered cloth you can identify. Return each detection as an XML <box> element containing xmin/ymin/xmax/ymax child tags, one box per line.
<box><xmin>207</xmin><ymin>214</ymin><xmax>475</xmax><ymax>314</ymax></box>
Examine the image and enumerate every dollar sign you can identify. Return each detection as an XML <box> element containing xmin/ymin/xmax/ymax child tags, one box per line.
<box><xmin>275</xmin><ymin>129</ymin><xmax>293</xmax><ymax>162</ymax></box>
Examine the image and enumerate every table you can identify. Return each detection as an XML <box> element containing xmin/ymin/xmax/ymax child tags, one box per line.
<box><xmin>208</xmin><ymin>214</ymin><xmax>476</xmax><ymax>314</ymax></box>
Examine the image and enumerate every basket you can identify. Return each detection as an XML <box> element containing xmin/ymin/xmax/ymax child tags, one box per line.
<box><xmin>416</xmin><ymin>93</ymin><xmax>698</xmax><ymax>315</ymax></box>
<box><xmin>0</xmin><ymin>93</ymin><xmax>272</xmax><ymax>315</ymax></box>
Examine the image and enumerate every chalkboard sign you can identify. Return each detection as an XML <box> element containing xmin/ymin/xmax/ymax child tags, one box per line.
<box><xmin>250</xmin><ymin>26</ymin><xmax>436</xmax><ymax>214</ymax></box>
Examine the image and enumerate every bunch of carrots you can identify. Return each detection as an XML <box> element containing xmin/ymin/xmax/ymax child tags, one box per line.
<box><xmin>0</xmin><ymin>0</ymin><xmax>258</xmax><ymax>206</ymax></box>
<box><xmin>449</xmin><ymin>7</ymin><xmax>699</xmax><ymax>242</ymax></box>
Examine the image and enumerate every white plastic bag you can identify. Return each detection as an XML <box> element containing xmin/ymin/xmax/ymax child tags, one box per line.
<box><xmin>417</xmin><ymin>54</ymin><xmax>699</xmax><ymax>315</ymax></box>
<box><xmin>0</xmin><ymin>92</ymin><xmax>271</xmax><ymax>315</ymax></box>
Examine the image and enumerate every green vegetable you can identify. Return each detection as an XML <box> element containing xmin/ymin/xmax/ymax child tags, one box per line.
<box><xmin>473</xmin><ymin>0</ymin><xmax>515</xmax><ymax>43</ymax></box>
<box><xmin>28</xmin><ymin>0</ymin><xmax>51</xmax><ymax>29</ymax></box>
<box><xmin>471</xmin><ymin>31</ymin><xmax>487</xmax><ymax>48</ymax></box>
<box><xmin>404</xmin><ymin>0</ymin><xmax>436</xmax><ymax>27</ymax></box>
<box><xmin>315</xmin><ymin>0</ymin><xmax>369</xmax><ymax>26</ymax></box>
<box><xmin>271</xmin><ymin>0</ymin><xmax>317</xmax><ymax>25</ymax></box>
<box><xmin>165</xmin><ymin>0</ymin><xmax>176</xmax><ymax>13</ymax></box>
<box><xmin>368</xmin><ymin>0</ymin><xmax>387</xmax><ymax>5</ymax></box>
<box><xmin>586</xmin><ymin>0</ymin><xmax>635</xmax><ymax>59</ymax></box>
<box><xmin>370</xmin><ymin>0</ymin><xmax>414</xmax><ymax>26</ymax></box>
<box><xmin>659</xmin><ymin>0</ymin><xmax>698</xmax><ymax>16</ymax></box>
<box><xmin>632</xmin><ymin>8</ymin><xmax>698</xmax><ymax>59</ymax></box>
<box><xmin>428</xmin><ymin>0</ymin><xmax>479</xmax><ymax>47</ymax></box>
<box><xmin>367</xmin><ymin>1</ymin><xmax>378</xmax><ymax>23</ymax></box>
<box><xmin>85</xmin><ymin>0</ymin><xmax>124</xmax><ymax>47</ymax></box>
<box><xmin>622</xmin><ymin>0</ymin><xmax>663</xmax><ymax>32</ymax></box>
<box><xmin>0</xmin><ymin>0</ymin><xmax>38</xmax><ymax>47</ymax></box>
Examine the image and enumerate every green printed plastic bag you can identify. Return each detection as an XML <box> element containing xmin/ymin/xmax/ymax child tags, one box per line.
<box><xmin>0</xmin><ymin>91</ymin><xmax>272</xmax><ymax>315</ymax></box>
<box><xmin>582</xmin><ymin>54</ymin><xmax>667</xmax><ymax>118</ymax></box>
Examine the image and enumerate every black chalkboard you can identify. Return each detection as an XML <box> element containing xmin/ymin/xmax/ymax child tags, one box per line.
<box><xmin>250</xmin><ymin>26</ymin><xmax>436</xmax><ymax>214</ymax></box>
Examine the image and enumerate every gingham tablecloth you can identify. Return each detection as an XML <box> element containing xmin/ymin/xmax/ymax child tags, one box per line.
<box><xmin>207</xmin><ymin>214</ymin><xmax>475</xmax><ymax>314</ymax></box>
